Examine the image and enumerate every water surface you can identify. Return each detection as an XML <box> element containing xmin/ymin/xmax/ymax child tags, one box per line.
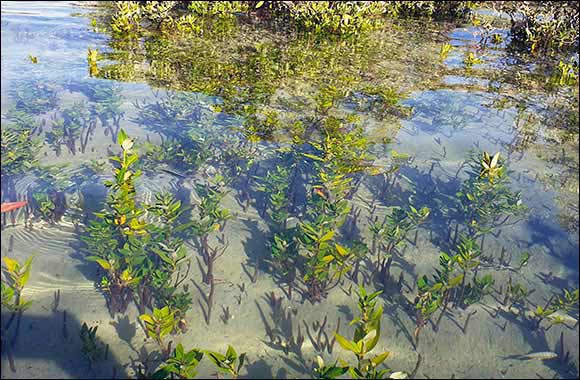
<box><xmin>1</xmin><ymin>2</ymin><xmax>578</xmax><ymax>379</ymax></box>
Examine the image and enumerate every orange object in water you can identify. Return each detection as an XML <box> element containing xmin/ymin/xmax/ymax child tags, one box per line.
<box><xmin>0</xmin><ymin>201</ymin><xmax>28</xmax><ymax>213</ymax></box>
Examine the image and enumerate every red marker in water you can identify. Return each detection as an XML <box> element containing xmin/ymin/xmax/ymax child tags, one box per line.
<box><xmin>0</xmin><ymin>201</ymin><xmax>28</xmax><ymax>213</ymax></box>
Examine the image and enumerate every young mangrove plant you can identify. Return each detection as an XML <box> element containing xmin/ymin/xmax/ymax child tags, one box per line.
<box><xmin>314</xmin><ymin>285</ymin><xmax>403</xmax><ymax>379</ymax></box>
<box><xmin>550</xmin><ymin>60</ymin><xmax>579</xmax><ymax>87</ymax></box>
<box><xmin>151</xmin><ymin>343</ymin><xmax>204</xmax><ymax>379</ymax></box>
<box><xmin>370</xmin><ymin>205</ymin><xmax>430</xmax><ymax>289</ymax></box>
<box><xmin>531</xmin><ymin>288</ymin><xmax>579</xmax><ymax>330</ymax></box>
<box><xmin>140</xmin><ymin>306</ymin><xmax>178</xmax><ymax>356</ymax></box>
<box><xmin>291</xmin><ymin>116</ymin><xmax>378</xmax><ymax>302</ymax></box>
<box><xmin>439</xmin><ymin>42</ymin><xmax>453</xmax><ymax>60</ymax></box>
<box><xmin>191</xmin><ymin>179</ymin><xmax>232</xmax><ymax>324</ymax></box>
<box><xmin>46</xmin><ymin>101</ymin><xmax>94</xmax><ymax>156</ymax></box>
<box><xmin>255</xmin><ymin>164</ymin><xmax>292</xmax><ymax>231</ymax></box>
<box><xmin>463</xmin><ymin>52</ymin><xmax>483</xmax><ymax>68</ymax></box>
<box><xmin>1</xmin><ymin>255</ymin><xmax>34</xmax><ymax>351</ymax></box>
<box><xmin>1</xmin><ymin>123</ymin><xmax>39</xmax><ymax>206</ymax></box>
<box><xmin>28</xmin><ymin>165</ymin><xmax>72</xmax><ymax>224</ymax></box>
<box><xmin>83</xmin><ymin>129</ymin><xmax>145</xmax><ymax>314</ymax></box>
<box><xmin>142</xmin><ymin>342</ymin><xmax>245</xmax><ymax>379</ymax></box>
<box><xmin>83</xmin><ymin>129</ymin><xmax>192</xmax><ymax>323</ymax></box>
<box><xmin>453</xmin><ymin>151</ymin><xmax>527</xmax><ymax>244</ymax></box>
<box><xmin>206</xmin><ymin>345</ymin><xmax>246</xmax><ymax>379</ymax></box>
<box><xmin>10</xmin><ymin>80</ymin><xmax>59</xmax><ymax>115</ymax></box>
<box><xmin>80</xmin><ymin>322</ymin><xmax>105</xmax><ymax>366</ymax></box>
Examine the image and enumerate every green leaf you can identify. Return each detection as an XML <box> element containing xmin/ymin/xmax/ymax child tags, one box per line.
<box><xmin>139</xmin><ymin>314</ymin><xmax>154</xmax><ymax>325</ymax></box>
<box><xmin>366</xmin><ymin>322</ymin><xmax>381</xmax><ymax>352</ymax></box>
<box><xmin>448</xmin><ymin>274</ymin><xmax>464</xmax><ymax>288</ymax></box>
<box><xmin>320</xmin><ymin>230</ymin><xmax>334</xmax><ymax>242</ymax></box>
<box><xmin>334</xmin><ymin>333</ymin><xmax>358</xmax><ymax>353</ymax></box>
<box><xmin>225</xmin><ymin>345</ymin><xmax>237</xmax><ymax>361</ymax></box>
<box><xmin>3</xmin><ymin>257</ymin><xmax>19</xmax><ymax>274</ymax></box>
<box><xmin>151</xmin><ymin>247</ymin><xmax>174</xmax><ymax>266</ymax></box>
<box><xmin>117</xmin><ymin>128</ymin><xmax>128</xmax><ymax>146</ymax></box>
<box><xmin>335</xmin><ymin>243</ymin><xmax>348</xmax><ymax>257</ymax></box>
<box><xmin>303</xmin><ymin>153</ymin><xmax>325</xmax><ymax>162</ymax></box>
<box><xmin>324</xmin><ymin>366</ymin><xmax>349</xmax><ymax>378</ymax></box>
<box><xmin>20</xmin><ymin>255</ymin><xmax>34</xmax><ymax>286</ymax></box>
<box><xmin>519</xmin><ymin>251</ymin><xmax>530</xmax><ymax>268</ymax></box>
<box><xmin>95</xmin><ymin>259</ymin><xmax>111</xmax><ymax>270</ymax></box>
<box><xmin>371</xmin><ymin>351</ymin><xmax>390</xmax><ymax>367</ymax></box>
<box><xmin>255</xmin><ymin>0</ymin><xmax>264</xmax><ymax>8</ymax></box>
<box><xmin>238</xmin><ymin>352</ymin><xmax>246</xmax><ymax>373</ymax></box>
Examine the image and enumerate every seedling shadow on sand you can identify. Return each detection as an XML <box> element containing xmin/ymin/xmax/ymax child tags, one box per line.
<box><xmin>1</xmin><ymin>312</ymin><xmax>125</xmax><ymax>379</ymax></box>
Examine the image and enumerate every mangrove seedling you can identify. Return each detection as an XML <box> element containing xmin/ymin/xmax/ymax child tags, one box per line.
<box><xmin>439</xmin><ymin>42</ymin><xmax>453</xmax><ymax>60</ymax></box>
<box><xmin>80</xmin><ymin>322</ymin><xmax>104</xmax><ymax>366</ymax></box>
<box><xmin>414</xmin><ymin>252</ymin><xmax>464</xmax><ymax>342</ymax></box>
<box><xmin>502</xmin><ymin>276</ymin><xmax>534</xmax><ymax>311</ymax></box>
<box><xmin>140</xmin><ymin>306</ymin><xmax>178</xmax><ymax>355</ymax></box>
<box><xmin>330</xmin><ymin>285</ymin><xmax>401</xmax><ymax>379</ymax></box>
<box><xmin>533</xmin><ymin>288</ymin><xmax>579</xmax><ymax>330</ymax></box>
<box><xmin>454</xmin><ymin>151</ymin><xmax>527</xmax><ymax>240</ymax></box>
<box><xmin>372</xmin><ymin>205</ymin><xmax>430</xmax><ymax>288</ymax></box>
<box><xmin>313</xmin><ymin>356</ymin><xmax>349</xmax><ymax>379</ymax></box>
<box><xmin>1</xmin><ymin>255</ymin><xmax>34</xmax><ymax>349</ymax></box>
<box><xmin>205</xmin><ymin>345</ymin><xmax>246</xmax><ymax>379</ymax></box>
<box><xmin>153</xmin><ymin>343</ymin><xmax>204</xmax><ymax>379</ymax></box>
<box><xmin>463</xmin><ymin>52</ymin><xmax>483</xmax><ymax>68</ymax></box>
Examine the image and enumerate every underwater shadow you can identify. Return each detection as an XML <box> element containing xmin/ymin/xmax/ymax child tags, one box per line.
<box><xmin>1</xmin><ymin>311</ymin><xmax>126</xmax><ymax>379</ymax></box>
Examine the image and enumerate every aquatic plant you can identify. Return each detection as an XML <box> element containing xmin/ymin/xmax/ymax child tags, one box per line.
<box><xmin>104</xmin><ymin>1</ymin><xmax>474</xmax><ymax>40</ymax></box>
<box><xmin>10</xmin><ymin>80</ymin><xmax>59</xmax><ymax>115</ymax></box>
<box><xmin>205</xmin><ymin>345</ymin><xmax>246</xmax><ymax>379</ymax></box>
<box><xmin>79</xmin><ymin>322</ymin><xmax>105</xmax><ymax>366</ymax></box>
<box><xmin>110</xmin><ymin>1</ymin><xmax>142</xmax><ymax>36</ymax></box>
<box><xmin>140</xmin><ymin>306</ymin><xmax>178</xmax><ymax>355</ymax></box>
<box><xmin>1</xmin><ymin>255</ymin><xmax>34</xmax><ymax>362</ymax></box>
<box><xmin>255</xmin><ymin>164</ymin><xmax>292</xmax><ymax>230</ymax></box>
<box><xmin>438</xmin><ymin>42</ymin><xmax>453</xmax><ymax>60</ymax></box>
<box><xmin>501</xmin><ymin>276</ymin><xmax>534</xmax><ymax>311</ymax></box>
<box><xmin>414</xmin><ymin>252</ymin><xmax>462</xmax><ymax>342</ymax></box>
<box><xmin>1</xmin><ymin>124</ymin><xmax>39</xmax><ymax>181</ymax></box>
<box><xmin>454</xmin><ymin>151</ymin><xmax>527</xmax><ymax>240</ymax></box>
<box><xmin>314</xmin><ymin>285</ymin><xmax>403</xmax><ymax>379</ymax></box>
<box><xmin>243</xmin><ymin>109</ymin><xmax>282</xmax><ymax>142</ymax></box>
<box><xmin>384</xmin><ymin>1</ymin><xmax>474</xmax><ymax>21</ymax></box>
<box><xmin>83</xmin><ymin>129</ymin><xmax>144</xmax><ymax>313</ymax></box>
<box><xmin>371</xmin><ymin>205</ymin><xmax>430</xmax><ymax>289</ymax></box>
<box><xmin>413</xmin><ymin>236</ymin><xmax>496</xmax><ymax>342</ymax></box>
<box><xmin>550</xmin><ymin>60</ymin><xmax>579</xmax><ymax>87</ymax></box>
<box><xmin>87</xmin><ymin>48</ymin><xmax>99</xmax><ymax>77</ymax></box>
<box><xmin>1</xmin><ymin>256</ymin><xmax>34</xmax><ymax>315</ymax></box>
<box><xmin>152</xmin><ymin>343</ymin><xmax>204</xmax><ymax>379</ymax></box>
<box><xmin>299</xmin><ymin>224</ymin><xmax>354</xmax><ymax>302</ymax></box>
<box><xmin>190</xmin><ymin>180</ymin><xmax>232</xmax><ymax>323</ymax></box>
<box><xmin>532</xmin><ymin>288</ymin><xmax>579</xmax><ymax>330</ymax></box>
<box><xmin>28</xmin><ymin>165</ymin><xmax>73</xmax><ymax>224</ymax></box>
<box><xmin>83</xmin><ymin>130</ymin><xmax>192</xmax><ymax>321</ymax></box>
<box><xmin>463</xmin><ymin>52</ymin><xmax>483</xmax><ymax>68</ymax></box>
<box><xmin>313</xmin><ymin>358</ymin><xmax>349</xmax><ymax>379</ymax></box>
<box><xmin>355</xmin><ymin>86</ymin><xmax>412</xmax><ymax>120</ymax></box>
<box><xmin>142</xmin><ymin>343</ymin><xmax>245</xmax><ymax>379</ymax></box>
<box><xmin>31</xmin><ymin>193</ymin><xmax>56</xmax><ymax>223</ymax></box>
<box><xmin>84</xmin><ymin>82</ymin><xmax>125</xmax><ymax>142</ymax></box>
<box><xmin>46</xmin><ymin>101</ymin><xmax>94</xmax><ymax>155</ymax></box>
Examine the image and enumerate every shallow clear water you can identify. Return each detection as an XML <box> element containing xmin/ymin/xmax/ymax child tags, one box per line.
<box><xmin>1</xmin><ymin>2</ymin><xmax>578</xmax><ymax>379</ymax></box>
